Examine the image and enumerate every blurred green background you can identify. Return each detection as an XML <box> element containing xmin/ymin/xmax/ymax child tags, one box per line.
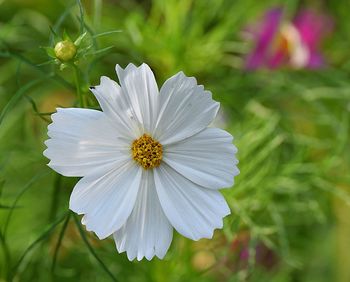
<box><xmin>1</xmin><ymin>0</ymin><xmax>350</xmax><ymax>281</ymax></box>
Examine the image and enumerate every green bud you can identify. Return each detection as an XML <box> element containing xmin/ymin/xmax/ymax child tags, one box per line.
<box><xmin>54</xmin><ymin>40</ymin><xmax>77</xmax><ymax>62</ymax></box>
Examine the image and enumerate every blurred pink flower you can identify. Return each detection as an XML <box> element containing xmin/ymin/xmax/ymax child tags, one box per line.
<box><xmin>228</xmin><ymin>231</ymin><xmax>278</xmax><ymax>271</ymax></box>
<box><xmin>244</xmin><ymin>7</ymin><xmax>333</xmax><ymax>70</ymax></box>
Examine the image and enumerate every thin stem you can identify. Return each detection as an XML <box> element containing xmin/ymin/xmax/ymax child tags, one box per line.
<box><xmin>73</xmin><ymin>65</ymin><xmax>86</xmax><ymax>108</ymax></box>
<box><xmin>3</xmin><ymin>171</ymin><xmax>49</xmax><ymax>238</ymax></box>
<box><xmin>93</xmin><ymin>0</ymin><xmax>102</xmax><ymax>30</ymax></box>
<box><xmin>73</xmin><ymin>215</ymin><xmax>119</xmax><ymax>282</ymax></box>
<box><xmin>49</xmin><ymin>174</ymin><xmax>62</xmax><ymax>221</ymax></box>
<box><xmin>51</xmin><ymin>213</ymin><xmax>71</xmax><ymax>274</ymax></box>
<box><xmin>10</xmin><ymin>212</ymin><xmax>68</xmax><ymax>280</ymax></box>
<box><xmin>0</xmin><ymin>231</ymin><xmax>12</xmax><ymax>281</ymax></box>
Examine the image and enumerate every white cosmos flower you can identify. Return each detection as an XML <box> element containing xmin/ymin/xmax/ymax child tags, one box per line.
<box><xmin>44</xmin><ymin>63</ymin><xmax>239</xmax><ymax>261</ymax></box>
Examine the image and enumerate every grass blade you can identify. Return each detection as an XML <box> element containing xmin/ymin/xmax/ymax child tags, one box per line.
<box><xmin>0</xmin><ymin>179</ymin><xmax>5</xmax><ymax>199</ymax></box>
<box><xmin>76</xmin><ymin>0</ymin><xmax>85</xmax><ymax>34</ymax></box>
<box><xmin>0</xmin><ymin>204</ymin><xmax>21</xmax><ymax>209</ymax></box>
<box><xmin>24</xmin><ymin>95</ymin><xmax>51</xmax><ymax>123</ymax></box>
<box><xmin>50</xmin><ymin>3</ymin><xmax>75</xmax><ymax>45</ymax></box>
<box><xmin>73</xmin><ymin>214</ymin><xmax>119</xmax><ymax>282</ymax></box>
<box><xmin>10</xmin><ymin>212</ymin><xmax>69</xmax><ymax>278</ymax></box>
<box><xmin>92</xmin><ymin>30</ymin><xmax>122</xmax><ymax>38</ymax></box>
<box><xmin>0</xmin><ymin>79</ymin><xmax>43</xmax><ymax>127</ymax></box>
<box><xmin>0</xmin><ymin>50</ymin><xmax>74</xmax><ymax>89</ymax></box>
<box><xmin>3</xmin><ymin>171</ymin><xmax>50</xmax><ymax>237</ymax></box>
<box><xmin>0</xmin><ymin>230</ymin><xmax>12</xmax><ymax>280</ymax></box>
<box><xmin>51</xmin><ymin>212</ymin><xmax>71</xmax><ymax>274</ymax></box>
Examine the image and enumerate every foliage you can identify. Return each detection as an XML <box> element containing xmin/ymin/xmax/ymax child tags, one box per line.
<box><xmin>0</xmin><ymin>0</ymin><xmax>349</xmax><ymax>281</ymax></box>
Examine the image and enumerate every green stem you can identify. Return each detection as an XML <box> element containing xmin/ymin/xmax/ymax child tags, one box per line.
<box><xmin>0</xmin><ymin>231</ymin><xmax>12</xmax><ymax>281</ymax></box>
<box><xmin>73</xmin><ymin>215</ymin><xmax>119</xmax><ymax>282</ymax></box>
<box><xmin>51</xmin><ymin>212</ymin><xmax>71</xmax><ymax>274</ymax></box>
<box><xmin>73</xmin><ymin>65</ymin><xmax>86</xmax><ymax>108</ymax></box>
<box><xmin>93</xmin><ymin>0</ymin><xmax>102</xmax><ymax>29</ymax></box>
<box><xmin>49</xmin><ymin>174</ymin><xmax>62</xmax><ymax>221</ymax></box>
<box><xmin>10</xmin><ymin>212</ymin><xmax>68</xmax><ymax>280</ymax></box>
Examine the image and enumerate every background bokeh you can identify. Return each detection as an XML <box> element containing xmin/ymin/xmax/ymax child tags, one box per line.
<box><xmin>1</xmin><ymin>0</ymin><xmax>350</xmax><ymax>281</ymax></box>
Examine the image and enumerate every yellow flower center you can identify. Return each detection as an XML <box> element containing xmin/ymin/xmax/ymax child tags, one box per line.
<box><xmin>131</xmin><ymin>134</ymin><xmax>163</xmax><ymax>169</ymax></box>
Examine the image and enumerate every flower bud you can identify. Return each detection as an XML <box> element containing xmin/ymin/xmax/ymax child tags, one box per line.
<box><xmin>54</xmin><ymin>40</ymin><xmax>77</xmax><ymax>62</ymax></box>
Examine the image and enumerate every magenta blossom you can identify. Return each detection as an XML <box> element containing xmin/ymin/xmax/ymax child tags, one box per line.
<box><xmin>244</xmin><ymin>8</ymin><xmax>333</xmax><ymax>70</ymax></box>
<box><xmin>228</xmin><ymin>231</ymin><xmax>278</xmax><ymax>271</ymax></box>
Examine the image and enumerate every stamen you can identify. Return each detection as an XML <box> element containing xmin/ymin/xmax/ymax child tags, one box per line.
<box><xmin>131</xmin><ymin>134</ymin><xmax>163</xmax><ymax>169</ymax></box>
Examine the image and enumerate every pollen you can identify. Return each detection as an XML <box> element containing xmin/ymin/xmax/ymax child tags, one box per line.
<box><xmin>131</xmin><ymin>134</ymin><xmax>163</xmax><ymax>169</ymax></box>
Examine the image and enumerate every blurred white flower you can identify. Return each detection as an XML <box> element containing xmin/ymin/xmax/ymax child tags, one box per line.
<box><xmin>44</xmin><ymin>63</ymin><xmax>239</xmax><ymax>261</ymax></box>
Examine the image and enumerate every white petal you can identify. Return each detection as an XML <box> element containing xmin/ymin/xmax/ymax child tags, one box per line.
<box><xmin>113</xmin><ymin>170</ymin><xmax>173</xmax><ymax>261</ymax></box>
<box><xmin>116</xmin><ymin>63</ymin><xmax>159</xmax><ymax>133</ymax></box>
<box><xmin>70</xmin><ymin>160</ymin><xmax>142</xmax><ymax>239</ymax></box>
<box><xmin>90</xmin><ymin>76</ymin><xmax>140</xmax><ymax>139</ymax></box>
<box><xmin>163</xmin><ymin>128</ymin><xmax>239</xmax><ymax>189</ymax></box>
<box><xmin>154</xmin><ymin>164</ymin><xmax>230</xmax><ymax>241</ymax></box>
<box><xmin>154</xmin><ymin>72</ymin><xmax>219</xmax><ymax>145</ymax></box>
<box><xmin>44</xmin><ymin>108</ymin><xmax>130</xmax><ymax>177</ymax></box>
